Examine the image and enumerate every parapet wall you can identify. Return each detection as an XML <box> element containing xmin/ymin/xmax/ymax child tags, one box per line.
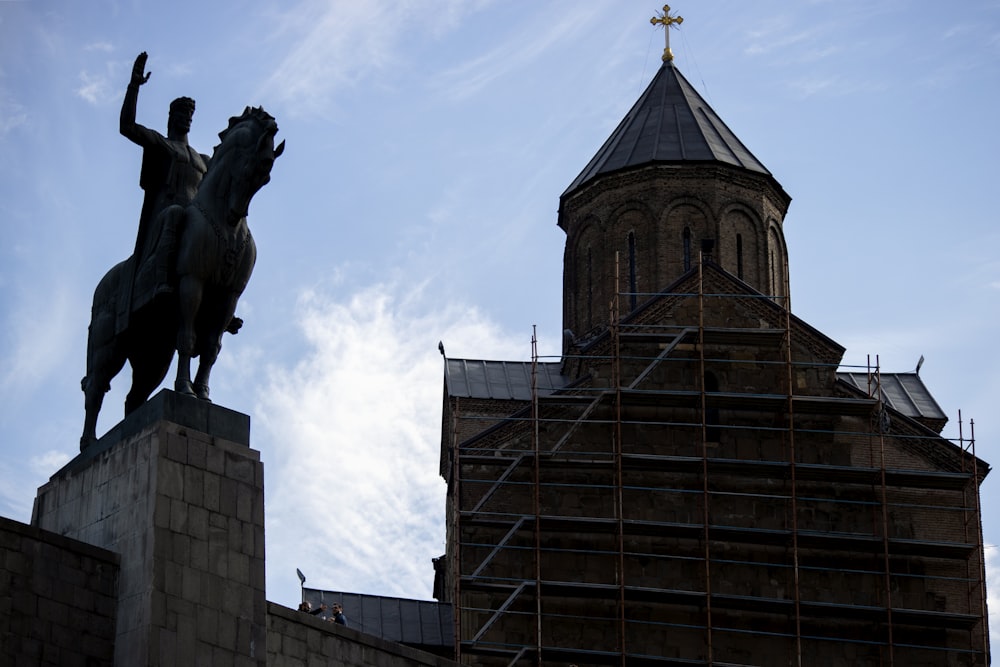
<box><xmin>0</xmin><ymin>515</ymin><xmax>119</xmax><ymax>666</ymax></box>
<box><xmin>266</xmin><ymin>602</ymin><xmax>458</xmax><ymax>667</ymax></box>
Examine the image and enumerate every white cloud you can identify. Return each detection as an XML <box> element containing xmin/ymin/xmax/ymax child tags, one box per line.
<box><xmin>75</xmin><ymin>70</ymin><xmax>114</xmax><ymax>105</ymax></box>
<box><xmin>259</xmin><ymin>281</ymin><xmax>525</xmax><ymax>604</ymax></box>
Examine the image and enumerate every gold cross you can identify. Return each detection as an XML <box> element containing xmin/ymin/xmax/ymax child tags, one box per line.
<box><xmin>650</xmin><ymin>5</ymin><xmax>684</xmax><ymax>62</ymax></box>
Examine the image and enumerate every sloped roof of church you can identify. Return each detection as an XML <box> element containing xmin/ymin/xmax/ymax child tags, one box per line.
<box><xmin>443</xmin><ymin>359</ymin><xmax>945</xmax><ymax>425</ymax></box>
<box><xmin>837</xmin><ymin>371</ymin><xmax>947</xmax><ymax>422</ymax></box>
<box><xmin>563</xmin><ymin>60</ymin><xmax>773</xmax><ymax>198</ymax></box>
<box><xmin>443</xmin><ymin>358</ymin><xmax>571</xmax><ymax>400</ymax></box>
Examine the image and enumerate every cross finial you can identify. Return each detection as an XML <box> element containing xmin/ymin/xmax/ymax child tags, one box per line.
<box><xmin>650</xmin><ymin>5</ymin><xmax>684</xmax><ymax>62</ymax></box>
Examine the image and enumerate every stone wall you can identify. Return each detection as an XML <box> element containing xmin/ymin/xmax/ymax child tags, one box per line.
<box><xmin>0</xmin><ymin>515</ymin><xmax>119</xmax><ymax>666</ymax></box>
<box><xmin>267</xmin><ymin>602</ymin><xmax>458</xmax><ymax>667</ymax></box>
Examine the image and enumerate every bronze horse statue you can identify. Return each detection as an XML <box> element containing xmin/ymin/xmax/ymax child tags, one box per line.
<box><xmin>80</xmin><ymin>106</ymin><xmax>284</xmax><ymax>449</ymax></box>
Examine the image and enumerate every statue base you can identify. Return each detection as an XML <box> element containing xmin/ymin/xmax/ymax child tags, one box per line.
<box><xmin>32</xmin><ymin>389</ymin><xmax>265</xmax><ymax>666</ymax></box>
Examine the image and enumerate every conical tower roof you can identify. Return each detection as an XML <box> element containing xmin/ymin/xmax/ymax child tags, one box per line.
<box><xmin>562</xmin><ymin>59</ymin><xmax>776</xmax><ymax>198</ymax></box>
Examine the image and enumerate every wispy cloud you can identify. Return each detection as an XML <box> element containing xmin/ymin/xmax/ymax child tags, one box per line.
<box><xmin>75</xmin><ymin>70</ymin><xmax>114</xmax><ymax>105</ymax></box>
<box><xmin>0</xmin><ymin>97</ymin><xmax>26</xmax><ymax>135</ymax></box>
<box><xmin>83</xmin><ymin>41</ymin><xmax>114</xmax><ymax>53</ymax></box>
<box><xmin>430</xmin><ymin>3</ymin><xmax>604</xmax><ymax>102</ymax></box>
<box><xmin>0</xmin><ymin>284</ymin><xmax>80</xmax><ymax>400</ymax></box>
<box><xmin>785</xmin><ymin>73</ymin><xmax>887</xmax><ymax>98</ymax></box>
<box><xmin>256</xmin><ymin>0</ymin><xmax>489</xmax><ymax>118</ymax></box>
<box><xmin>745</xmin><ymin>25</ymin><xmax>817</xmax><ymax>57</ymax></box>
<box><xmin>259</xmin><ymin>280</ymin><xmax>526</xmax><ymax>602</ymax></box>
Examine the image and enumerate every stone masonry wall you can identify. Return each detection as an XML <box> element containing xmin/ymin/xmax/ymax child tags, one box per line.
<box><xmin>267</xmin><ymin>602</ymin><xmax>458</xmax><ymax>667</ymax></box>
<box><xmin>0</xmin><ymin>515</ymin><xmax>119</xmax><ymax>667</ymax></box>
<box><xmin>32</xmin><ymin>390</ymin><xmax>265</xmax><ymax>667</ymax></box>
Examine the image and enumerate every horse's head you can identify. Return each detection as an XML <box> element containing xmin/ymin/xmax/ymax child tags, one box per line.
<box><xmin>209</xmin><ymin>106</ymin><xmax>285</xmax><ymax>223</ymax></box>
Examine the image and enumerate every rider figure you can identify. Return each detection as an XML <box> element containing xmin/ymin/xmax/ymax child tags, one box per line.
<box><xmin>119</xmin><ymin>52</ymin><xmax>210</xmax><ymax>329</ymax></box>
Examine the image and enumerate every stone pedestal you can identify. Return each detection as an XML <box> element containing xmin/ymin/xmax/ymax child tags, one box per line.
<box><xmin>31</xmin><ymin>389</ymin><xmax>265</xmax><ymax>666</ymax></box>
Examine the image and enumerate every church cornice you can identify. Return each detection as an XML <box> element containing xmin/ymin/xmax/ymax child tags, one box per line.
<box><xmin>559</xmin><ymin>162</ymin><xmax>790</xmax><ymax>232</ymax></box>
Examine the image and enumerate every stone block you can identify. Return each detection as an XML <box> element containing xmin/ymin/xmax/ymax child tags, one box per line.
<box><xmin>182</xmin><ymin>566</ymin><xmax>202</xmax><ymax>601</ymax></box>
<box><xmin>158</xmin><ymin>627</ymin><xmax>177</xmax><ymax>665</ymax></box>
<box><xmin>188</xmin><ymin>532</ymin><xmax>208</xmax><ymax>572</ymax></box>
<box><xmin>184</xmin><ymin>466</ymin><xmax>205</xmax><ymax>506</ymax></box>
<box><xmin>188</xmin><ymin>505</ymin><xmax>209</xmax><ymax>543</ymax></box>
<box><xmin>159</xmin><ymin>458</ymin><xmax>184</xmax><ymax>500</ymax></box>
<box><xmin>169</xmin><ymin>496</ymin><xmax>189</xmax><ymax>533</ymax></box>
<box><xmin>188</xmin><ymin>438</ymin><xmax>208</xmax><ymax>471</ymax></box>
<box><xmin>225</xmin><ymin>554</ymin><xmax>250</xmax><ymax>591</ymax></box>
<box><xmin>206</xmin><ymin>445</ymin><xmax>227</xmax><ymax>476</ymax></box>
<box><xmin>217</xmin><ymin>613</ymin><xmax>238</xmax><ymax>649</ymax></box>
<box><xmin>172</xmin><ymin>532</ymin><xmax>191</xmax><ymax>565</ymax></box>
<box><xmin>37</xmin><ymin>597</ymin><xmax>69</xmax><ymax>625</ymax></box>
<box><xmin>236</xmin><ymin>487</ymin><xmax>252</xmax><ymax>523</ymax></box>
<box><xmin>219</xmin><ymin>478</ymin><xmax>239</xmax><ymax>518</ymax></box>
<box><xmin>166</xmin><ymin>431</ymin><xmax>188</xmax><ymax>464</ymax></box>
<box><xmin>241</xmin><ymin>520</ymin><xmax>254</xmax><ymax>555</ymax></box>
<box><xmin>226</xmin><ymin>452</ymin><xmax>256</xmax><ymax>485</ymax></box>
<box><xmin>203</xmin><ymin>472</ymin><xmax>221</xmax><ymax>513</ymax></box>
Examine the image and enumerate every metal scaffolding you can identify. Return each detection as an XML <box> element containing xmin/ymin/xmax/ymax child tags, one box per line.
<box><xmin>445</xmin><ymin>255</ymin><xmax>989</xmax><ymax>666</ymax></box>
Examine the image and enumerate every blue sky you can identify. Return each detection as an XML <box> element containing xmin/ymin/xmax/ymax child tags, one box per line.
<box><xmin>1</xmin><ymin>0</ymin><xmax>998</xmax><ymax>652</ymax></box>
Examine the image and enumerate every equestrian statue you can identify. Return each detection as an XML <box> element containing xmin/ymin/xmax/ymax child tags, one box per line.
<box><xmin>80</xmin><ymin>52</ymin><xmax>284</xmax><ymax>449</ymax></box>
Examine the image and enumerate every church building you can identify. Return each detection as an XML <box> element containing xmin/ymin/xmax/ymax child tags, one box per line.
<box><xmin>437</xmin><ymin>8</ymin><xmax>990</xmax><ymax>666</ymax></box>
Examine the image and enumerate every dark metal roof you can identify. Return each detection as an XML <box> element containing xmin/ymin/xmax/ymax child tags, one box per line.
<box><xmin>301</xmin><ymin>588</ymin><xmax>452</xmax><ymax>650</ymax></box>
<box><xmin>836</xmin><ymin>371</ymin><xmax>947</xmax><ymax>423</ymax></box>
<box><xmin>563</xmin><ymin>60</ymin><xmax>772</xmax><ymax>197</ymax></box>
<box><xmin>444</xmin><ymin>360</ymin><xmax>946</xmax><ymax>425</ymax></box>
<box><xmin>444</xmin><ymin>359</ymin><xmax>570</xmax><ymax>400</ymax></box>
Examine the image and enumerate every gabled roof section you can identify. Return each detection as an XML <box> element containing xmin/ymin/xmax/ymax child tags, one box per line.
<box><xmin>837</xmin><ymin>371</ymin><xmax>948</xmax><ymax>428</ymax></box>
<box><xmin>606</xmin><ymin>261</ymin><xmax>847</xmax><ymax>366</ymax></box>
<box><xmin>444</xmin><ymin>358</ymin><xmax>571</xmax><ymax>400</ymax></box>
<box><xmin>563</xmin><ymin>60</ymin><xmax>773</xmax><ymax>198</ymax></box>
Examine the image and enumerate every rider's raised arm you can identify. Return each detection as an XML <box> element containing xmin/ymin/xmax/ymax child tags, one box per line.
<box><xmin>120</xmin><ymin>52</ymin><xmax>158</xmax><ymax>146</ymax></box>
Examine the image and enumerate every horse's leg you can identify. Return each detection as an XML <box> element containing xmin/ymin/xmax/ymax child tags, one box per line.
<box><xmin>174</xmin><ymin>273</ymin><xmax>203</xmax><ymax>397</ymax></box>
<box><xmin>192</xmin><ymin>343</ymin><xmax>219</xmax><ymax>401</ymax></box>
<box><xmin>82</xmin><ymin>358</ymin><xmax>121</xmax><ymax>450</ymax></box>
<box><xmin>126</xmin><ymin>318</ymin><xmax>176</xmax><ymax>413</ymax></box>
<box><xmin>192</xmin><ymin>327</ymin><xmax>225</xmax><ymax>401</ymax></box>
<box><xmin>191</xmin><ymin>293</ymin><xmax>238</xmax><ymax>401</ymax></box>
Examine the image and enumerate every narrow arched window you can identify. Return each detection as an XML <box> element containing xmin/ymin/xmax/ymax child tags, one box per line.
<box><xmin>769</xmin><ymin>246</ymin><xmax>779</xmax><ymax>299</ymax></box>
<box><xmin>683</xmin><ymin>227</ymin><xmax>692</xmax><ymax>272</ymax></box>
<box><xmin>736</xmin><ymin>234</ymin><xmax>744</xmax><ymax>280</ymax></box>
<box><xmin>586</xmin><ymin>247</ymin><xmax>594</xmax><ymax>330</ymax></box>
<box><xmin>627</xmin><ymin>231</ymin><xmax>637</xmax><ymax>311</ymax></box>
